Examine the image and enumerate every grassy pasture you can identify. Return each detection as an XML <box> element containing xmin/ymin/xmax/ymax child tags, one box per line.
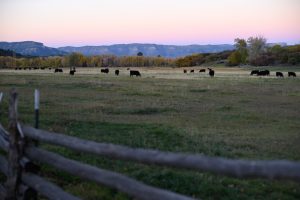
<box><xmin>0</xmin><ymin>67</ymin><xmax>300</xmax><ymax>199</ymax></box>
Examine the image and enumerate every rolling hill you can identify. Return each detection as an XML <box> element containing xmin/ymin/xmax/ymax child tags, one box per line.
<box><xmin>58</xmin><ymin>43</ymin><xmax>235</xmax><ymax>57</ymax></box>
<box><xmin>0</xmin><ymin>41</ymin><xmax>67</xmax><ymax>57</ymax></box>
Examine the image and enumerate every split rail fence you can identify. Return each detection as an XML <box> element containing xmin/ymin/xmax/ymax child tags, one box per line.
<box><xmin>0</xmin><ymin>89</ymin><xmax>299</xmax><ymax>200</ymax></box>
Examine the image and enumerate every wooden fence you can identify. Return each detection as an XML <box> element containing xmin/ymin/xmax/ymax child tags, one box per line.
<box><xmin>0</xmin><ymin>89</ymin><xmax>299</xmax><ymax>200</ymax></box>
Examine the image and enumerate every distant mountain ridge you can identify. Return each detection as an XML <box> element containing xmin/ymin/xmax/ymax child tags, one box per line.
<box><xmin>0</xmin><ymin>41</ymin><xmax>66</xmax><ymax>56</ymax></box>
<box><xmin>0</xmin><ymin>41</ymin><xmax>289</xmax><ymax>58</ymax></box>
<box><xmin>58</xmin><ymin>43</ymin><xmax>235</xmax><ymax>57</ymax></box>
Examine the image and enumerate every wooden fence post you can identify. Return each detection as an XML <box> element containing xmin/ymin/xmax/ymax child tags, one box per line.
<box><xmin>34</xmin><ymin>90</ymin><xmax>39</xmax><ymax>129</ymax></box>
<box><xmin>5</xmin><ymin>89</ymin><xmax>22</xmax><ymax>200</ymax></box>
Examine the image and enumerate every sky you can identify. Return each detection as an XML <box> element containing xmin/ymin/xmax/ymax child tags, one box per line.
<box><xmin>0</xmin><ymin>0</ymin><xmax>299</xmax><ymax>47</ymax></box>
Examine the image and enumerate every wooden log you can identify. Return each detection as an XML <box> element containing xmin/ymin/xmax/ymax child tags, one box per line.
<box><xmin>25</xmin><ymin>147</ymin><xmax>194</xmax><ymax>200</ymax></box>
<box><xmin>0</xmin><ymin>130</ymin><xmax>39</xmax><ymax>174</ymax></box>
<box><xmin>0</xmin><ymin>130</ymin><xmax>9</xmax><ymax>152</ymax></box>
<box><xmin>22</xmin><ymin>125</ymin><xmax>300</xmax><ymax>182</ymax></box>
<box><xmin>0</xmin><ymin>123</ymin><xmax>9</xmax><ymax>153</ymax></box>
<box><xmin>22</xmin><ymin>173</ymin><xmax>81</xmax><ymax>200</ymax></box>
<box><xmin>20</xmin><ymin>158</ymin><xmax>40</xmax><ymax>174</ymax></box>
<box><xmin>0</xmin><ymin>155</ymin><xmax>8</xmax><ymax>199</ymax></box>
<box><xmin>1</xmin><ymin>156</ymin><xmax>37</xmax><ymax>200</ymax></box>
<box><xmin>0</xmin><ymin>125</ymin><xmax>9</xmax><ymax>136</ymax></box>
<box><xmin>0</xmin><ymin>184</ymin><xmax>7</xmax><ymax>199</ymax></box>
<box><xmin>0</xmin><ymin>155</ymin><xmax>41</xmax><ymax>200</ymax></box>
<box><xmin>0</xmin><ymin>154</ymin><xmax>8</xmax><ymax>175</ymax></box>
<box><xmin>6</xmin><ymin>89</ymin><xmax>22</xmax><ymax>200</ymax></box>
<box><xmin>17</xmin><ymin>184</ymin><xmax>37</xmax><ymax>200</ymax></box>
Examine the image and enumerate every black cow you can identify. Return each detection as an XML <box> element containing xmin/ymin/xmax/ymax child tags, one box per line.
<box><xmin>183</xmin><ymin>70</ymin><xmax>187</xmax><ymax>73</ymax></box>
<box><xmin>49</xmin><ymin>68</ymin><xmax>52</xmax><ymax>70</ymax></box>
<box><xmin>101</xmin><ymin>68</ymin><xmax>109</xmax><ymax>73</ymax></box>
<box><xmin>127</xmin><ymin>68</ymin><xmax>130</xmax><ymax>70</ymax></box>
<box><xmin>288</xmin><ymin>72</ymin><xmax>296</xmax><ymax>77</ymax></box>
<box><xmin>190</xmin><ymin>69</ymin><xmax>194</xmax><ymax>73</ymax></box>
<box><xmin>265</xmin><ymin>70</ymin><xmax>270</xmax><ymax>76</ymax></box>
<box><xmin>276</xmin><ymin>72</ymin><xmax>284</xmax><ymax>77</ymax></box>
<box><xmin>208</xmin><ymin>68</ymin><xmax>215</xmax><ymax>77</ymax></box>
<box><xmin>115</xmin><ymin>69</ymin><xmax>119</xmax><ymax>76</ymax></box>
<box><xmin>69</xmin><ymin>70</ymin><xmax>75</xmax><ymax>75</ymax></box>
<box><xmin>257</xmin><ymin>70</ymin><xmax>270</xmax><ymax>76</ymax></box>
<box><xmin>199</xmin><ymin>69</ymin><xmax>206</xmax><ymax>73</ymax></box>
<box><xmin>250</xmin><ymin>70</ymin><xmax>259</xmax><ymax>75</ymax></box>
<box><xmin>54</xmin><ymin>68</ymin><xmax>63</xmax><ymax>73</ymax></box>
<box><xmin>257</xmin><ymin>71</ymin><xmax>265</xmax><ymax>76</ymax></box>
<box><xmin>130</xmin><ymin>70</ymin><xmax>141</xmax><ymax>77</ymax></box>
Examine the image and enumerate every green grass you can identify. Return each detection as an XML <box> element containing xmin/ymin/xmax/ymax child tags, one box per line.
<box><xmin>0</xmin><ymin>70</ymin><xmax>300</xmax><ymax>199</ymax></box>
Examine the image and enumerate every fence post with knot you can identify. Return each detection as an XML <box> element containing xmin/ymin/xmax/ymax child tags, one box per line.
<box><xmin>5</xmin><ymin>89</ymin><xmax>23</xmax><ymax>200</ymax></box>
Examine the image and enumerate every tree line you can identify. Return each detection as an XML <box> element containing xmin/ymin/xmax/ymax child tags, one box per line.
<box><xmin>0</xmin><ymin>36</ymin><xmax>299</xmax><ymax>69</ymax></box>
<box><xmin>0</xmin><ymin>54</ymin><xmax>175</xmax><ymax>69</ymax></box>
<box><xmin>176</xmin><ymin>36</ymin><xmax>300</xmax><ymax>67</ymax></box>
<box><xmin>228</xmin><ymin>36</ymin><xmax>300</xmax><ymax>66</ymax></box>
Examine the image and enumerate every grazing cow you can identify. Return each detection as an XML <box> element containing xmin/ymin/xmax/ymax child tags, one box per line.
<box><xmin>29</xmin><ymin>67</ymin><xmax>32</xmax><ymax>70</ymax></box>
<box><xmin>208</xmin><ymin>68</ymin><xmax>215</xmax><ymax>77</ymax></box>
<box><xmin>49</xmin><ymin>68</ymin><xmax>52</xmax><ymax>70</ymax></box>
<box><xmin>257</xmin><ymin>70</ymin><xmax>270</xmax><ymax>76</ymax></box>
<box><xmin>183</xmin><ymin>70</ymin><xmax>187</xmax><ymax>73</ymax></box>
<box><xmin>199</xmin><ymin>69</ymin><xmax>206</xmax><ymax>73</ymax></box>
<box><xmin>276</xmin><ymin>72</ymin><xmax>284</xmax><ymax>77</ymax></box>
<box><xmin>33</xmin><ymin>67</ymin><xmax>38</xmax><ymax>70</ymax></box>
<box><xmin>130</xmin><ymin>70</ymin><xmax>141</xmax><ymax>77</ymax></box>
<box><xmin>250</xmin><ymin>70</ymin><xmax>259</xmax><ymax>75</ymax></box>
<box><xmin>190</xmin><ymin>69</ymin><xmax>194</xmax><ymax>73</ymax></box>
<box><xmin>127</xmin><ymin>68</ymin><xmax>130</xmax><ymax>70</ymax></box>
<box><xmin>15</xmin><ymin>68</ymin><xmax>17</xmax><ymax>70</ymax></box>
<box><xmin>265</xmin><ymin>70</ymin><xmax>270</xmax><ymax>76</ymax></box>
<box><xmin>54</xmin><ymin>68</ymin><xmax>63</xmax><ymax>73</ymax></box>
<box><xmin>288</xmin><ymin>72</ymin><xmax>296</xmax><ymax>77</ymax></box>
<box><xmin>101</xmin><ymin>68</ymin><xmax>109</xmax><ymax>73</ymax></box>
<box><xmin>257</xmin><ymin>71</ymin><xmax>265</xmax><ymax>76</ymax></box>
<box><xmin>41</xmin><ymin>67</ymin><xmax>45</xmax><ymax>70</ymax></box>
<box><xmin>69</xmin><ymin>70</ymin><xmax>75</xmax><ymax>75</ymax></box>
<box><xmin>115</xmin><ymin>69</ymin><xmax>119</xmax><ymax>76</ymax></box>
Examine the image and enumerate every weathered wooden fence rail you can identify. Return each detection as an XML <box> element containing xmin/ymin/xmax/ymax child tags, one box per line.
<box><xmin>0</xmin><ymin>89</ymin><xmax>300</xmax><ymax>200</ymax></box>
<box><xmin>21</xmin><ymin>125</ymin><xmax>300</xmax><ymax>182</ymax></box>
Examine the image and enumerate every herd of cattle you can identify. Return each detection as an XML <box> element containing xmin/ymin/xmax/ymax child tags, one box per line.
<box><xmin>13</xmin><ymin>67</ymin><xmax>297</xmax><ymax>78</ymax></box>
<box><xmin>100</xmin><ymin>68</ymin><xmax>141</xmax><ymax>76</ymax></box>
<box><xmin>183</xmin><ymin>68</ymin><xmax>297</xmax><ymax>78</ymax></box>
<box><xmin>14</xmin><ymin>67</ymin><xmax>141</xmax><ymax>76</ymax></box>
<box><xmin>183</xmin><ymin>68</ymin><xmax>215</xmax><ymax>77</ymax></box>
<box><xmin>249</xmin><ymin>69</ymin><xmax>296</xmax><ymax>77</ymax></box>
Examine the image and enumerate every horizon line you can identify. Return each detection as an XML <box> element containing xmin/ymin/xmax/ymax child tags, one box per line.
<box><xmin>1</xmin><ymin>40</ymin><xmax>298</xmax><ymax>48</ymax></box>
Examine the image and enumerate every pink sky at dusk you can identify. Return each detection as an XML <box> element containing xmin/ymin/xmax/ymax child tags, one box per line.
<box><xmin>0</xmin><ymin>0</ymin><xmax>299</xmax><ymax>47</ymax></box>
